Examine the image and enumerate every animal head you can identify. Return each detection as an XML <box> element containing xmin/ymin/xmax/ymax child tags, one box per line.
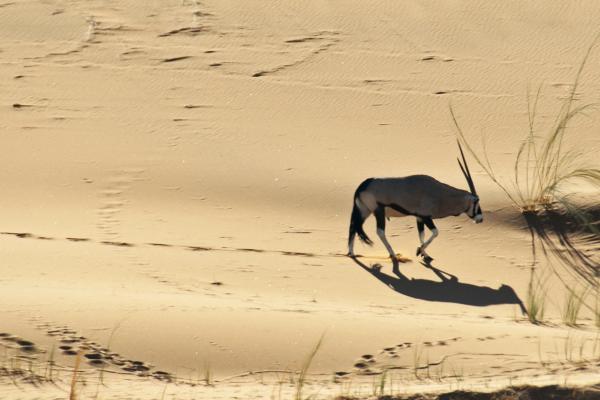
<box><xmin>466</xmin><ymin>194</ymin><xmax>483</xmax><ymax>223</ymax></box>
<box><xmin>457</xmin><ymin>141</ymin><xmax>483</xmax><ymax>224</ymax></box>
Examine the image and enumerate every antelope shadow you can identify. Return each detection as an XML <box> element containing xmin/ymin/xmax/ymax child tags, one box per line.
<box><xmin>351</xmin><ymin>257</ymin><xmax>527</xmax><ymax>315</ymax></box>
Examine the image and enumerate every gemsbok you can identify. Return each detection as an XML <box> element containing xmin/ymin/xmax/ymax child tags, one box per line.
<box><xmin>348</xmin><ymin>142</ymin><xmax>482</xmax><ymax>262</ymax></box>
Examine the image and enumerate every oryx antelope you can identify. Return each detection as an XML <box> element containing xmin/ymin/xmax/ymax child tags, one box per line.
<box><xmin>348</xmin><ymin>142</ymin><xmax>482</xmax><ymax>262</ymax></box>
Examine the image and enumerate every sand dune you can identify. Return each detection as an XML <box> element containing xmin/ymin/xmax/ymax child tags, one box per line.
<box><xmin>1</xmin><ymin>1</ymin><xmax>600</xmax><ymax>399</ymax></box>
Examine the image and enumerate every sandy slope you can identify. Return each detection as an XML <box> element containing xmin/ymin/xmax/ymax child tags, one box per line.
<box><xmin>1</xmin><ymin>1</ymin><xmax>600</xmax><ymax>398</ymax></box>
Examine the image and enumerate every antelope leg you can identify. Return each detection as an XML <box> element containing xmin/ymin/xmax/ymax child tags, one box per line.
<box><xmin>416</xmin><ymin>218</ymin><xmax>425</xmax><ymax>256</ymax></box>
<box><xmin>375</xmin><ymin>206</ymin><xmax>397</xmax><ymax>260</ymax></box>
<box><xmin>417</xmin><ymin>217</ymin><xmax>438</xmax><ymax>260</ymax></box>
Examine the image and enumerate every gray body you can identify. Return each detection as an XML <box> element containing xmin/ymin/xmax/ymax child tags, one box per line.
<box><xmin>348</xmin><ymin>174</ymin><xmax>482</xmax><ymax>262</ymax></box>
<box><xmin>359</xmin><ymin>176</ymin><xmax>472</xmax><ymax>220</ymax></box>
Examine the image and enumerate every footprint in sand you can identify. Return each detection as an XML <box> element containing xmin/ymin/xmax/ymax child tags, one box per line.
<box><xmin>355</xmin><ymin>354</ymin><xmax>377</xmax><ymax>369</ymax></box>
<box><xmin>101</xmin><ymin>240</ymin><xmax>135</xmax><ymax>247</ymax></box>
<box><xmin>1</xmin><ymin>232</ymin><xmax>33</xmax><ymax>238</ymax></box>
<box><xmin>123</xmin><ymin>360</ymin><xmax>151</xmax><ymax>373</ymax></box>
<box><xmin>0</xmin><ymin>334</ymin><xmax>38</xmax><ymax>352</ymax></box>
<box><xmin>38</xmin><ymin>321</ymin><xmax>169</xmax><ymax>377</ymax></box>
<box><xmin>1</xmin><ymin>335</ymin><xmax>15</xmax><ymax>342</ymax></box>
<box><xmin>353</xmin><ymin>361</ymin><xmax>368</xmax><ymax>369</ymax></box>
<box><xmin>152</xmin><ymin>371</ymin><xmax>172</xmax><ymax>381</ymax></box>
<box><xmin>60</xmin><ymin>337</ymin><xmax>81</xmax><ymax>344</ymax></box>
<box><xmin>186</xmin><ymin>246</ymin><xmax>211</xmax><ymax>251</ymax></box>
<box><xmin>66</xmin><ymin>237</ymin><xmax>91</xmax><ymax>242</ymax></box>
<box><xmin>16</xmin><ymin>339</ymin><xmax>36</xmax><ymax>352</ymax></box>
<box><xmin>85</xmin><ymin>353</ymin><xmax>106</xmax><ymax>366</ymax></box>
<box><xmin>360</xmin><ymin>354</ymin><xmax>375</xmax><ymax>363</ymax></box>
<box><xmin>381</xmin><ymin>347</ymin><xmax>398</xmax><ymax>357</ymax></box>
<box><xmin>112</xmin><ymin>359</ymin><xmax>126</xmax><ymax>366</ymax></box>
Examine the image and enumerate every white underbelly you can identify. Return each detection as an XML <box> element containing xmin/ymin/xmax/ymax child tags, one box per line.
<box><xmin>385</xmin><ymin>207</ymin><xmax>410</xmax><ymax>218</ymax></box>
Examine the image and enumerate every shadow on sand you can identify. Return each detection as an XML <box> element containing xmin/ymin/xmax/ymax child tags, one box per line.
<box><xmin>351</xmin><ymin>257</ymin><xmax>527</xmax><ymax>315</ymax></box>
<box><xmin>523</xmin><ymin>205</ymin><xmax>600</xmax><ymax>286</ymax></box>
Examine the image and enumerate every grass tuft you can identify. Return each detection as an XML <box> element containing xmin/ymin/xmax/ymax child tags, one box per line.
<box><xmin>451</xmin><ymin>33</ymin><xmax>600</xmax><ymax>215</ymax></box>
<box><xmin>372</xmin><ymin>368</ymin><xmax>388</xmax><ymax>396</ymax></box>
<box><xmin>562</xmin><ymin>285</ymin><xmax>588</xmax><ymax>326</ymax></box>
<box><xmin>203</xmin><ymin>360</ymin><xmax>212</xmax><ymax>386</ymax></box>
<box><xmin>295</xmin><ymin>334</ymin><xmax>324</xmax><ymax>400</ymax></box>
<box><xmin>450</xmin><ymin>34</ymin><xmax>600</xmax><ymax>287</ymax></box>
<box><xmin>526</xmin><ymin>268</ymin><xmax>548</xmax><ymax>324</ymax></box>
<box><xmin>69</xmin><ymin>351</ymin><xmax>82</xmax><ymax>400</ymax></box>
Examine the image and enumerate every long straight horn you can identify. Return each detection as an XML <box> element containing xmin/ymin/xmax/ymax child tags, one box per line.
<box><xmin>456</xmin><ymin>140</ymin><xmax>477</xmax><ymax>195</ymax></box>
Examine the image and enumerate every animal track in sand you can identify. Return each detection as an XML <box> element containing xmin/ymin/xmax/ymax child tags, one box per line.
<box><xmin>101</xmin><ymin>240</ymin><xmax>135</xmax><ymax>247</ymax></box>
<box><xmin>476</xmin><ymin>334</ymin><xmax>508</xmax><ymax>342</ymax></box>
<box><xmin>0</xmin><ymin>333</ymin><xmax>39</xmax><ymax>353</ymax></box>
<box><xmin>1</xmin><ymin>229</ymin><xmax>335</xmax><ymax>263</ymax></box>
<box><xmin>141</xmin><ymin>264</ymin><xmax>215</xmax><ymax>294</ymax></box>
<box><xmin>66</xmin><ymin>237</ymin><xmax>90</xmax><ymax>242</ymax></box>
<box><xmin>186</xmin><ymin>245</ymin><xmax>211</xmax><ymax>251</ymax></box>
<box><xmin>161</xmin><ymin>56</ymin><xmax>193</xmax><ymax>63</ymax></box>
<box><xmin>147</xmin><ymin>242</ymin><xmax>172</xmax><ymax>247</ymax></box>
<box><xmin>420</xmin><ymin>54</ymin><xmax>454</xmax><ymax>62</ymax></box>
<box><xmin>238</xmin><ymin>248</ymin><xmax>265</xmax><ymax>253</ymax></box>
<box><xmin>353</xmin><ymin>361</ymin><xmax>368</xmax><ymax>369</ymax></box>
<box><xmin>252</xmin><ymin>32</ymin><xmax>340</xmax><ymax>78</ymax></box>
<box><xmin>360</xmin><ymin>354</ymin><xmax>375</xmax><ymax>362</ymax></box>
<box><xmin>283</xmin><ymin>230</ymin><xmax>312</xmax><ymax>234</ymax></box>
<box><xmin>96</xmin><ymin>169</ymin><xmax>144</xmax><ymax>240</ymax></box>
<box><xmin>281</xmin><ymin>251</ymin><xmax>315</xmax><ymax>257</ymax></box>
<box><xmin>122</xmin><ymin>361</ymin><xmax>151</xmax><ymax>373</ymax></box>
<box><xmin>1</xmin><ymin>232</ymin><xmax>33</xmax><ymax>238</ymax></box>
<box><xmin>84</xmin><ymin>352</ymin><xmax>107</xmax><ymax>366</ymax></box>
<box><xmin>158</xmin><ymin>26</ymin><xmax>205</xmax><ymax>37</ymax></box>
<box><xmin>34</xmin><ymin>322</ymin><xmax>172</xmax><ymax>378</ymax></box>
<box><xmin>353</xmin><ymin>353</ymin><xmax>378</xmax><ymax>373</ymax></box>
<box><xmin>377</xmin><ymin>337</ymin><xmax>461</xmax><ymax>359</ymax></box>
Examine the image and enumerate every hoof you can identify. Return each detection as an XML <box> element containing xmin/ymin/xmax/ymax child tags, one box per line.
<box><xmin>416</xmin><ymin>247</ymin><xmax>422</xmax><ymax>256</ymax></box>
<box><xmin>423</xmin><ymin>255</ymin><xmax>433</xmax><ymax>263</ymax></box>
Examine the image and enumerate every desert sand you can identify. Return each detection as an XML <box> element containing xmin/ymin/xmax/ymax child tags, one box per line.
<box><xmin>1</xmin><ymin>1</ymin><xmax>600</xmax><ymax>399</ymax></box>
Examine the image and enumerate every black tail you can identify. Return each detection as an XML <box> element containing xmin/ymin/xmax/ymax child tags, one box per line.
<box><xmin>349</xmin><ymin>179</ymin><xmax>373</xmax><ymax>246</ymax></box>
